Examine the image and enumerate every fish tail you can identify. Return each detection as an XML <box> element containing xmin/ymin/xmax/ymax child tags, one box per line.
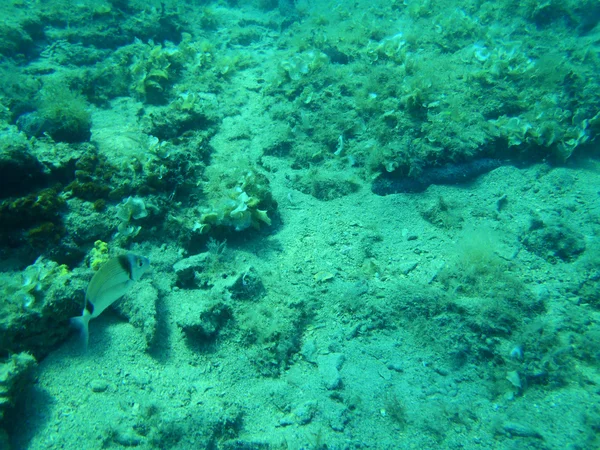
<box><xmin>70</xmin><ymin>311</ymin><xmax>91</xmax><ymax>349</ymax></box>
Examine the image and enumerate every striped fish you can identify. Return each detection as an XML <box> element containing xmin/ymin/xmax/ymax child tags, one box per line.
<box><xmin>71</xmin><ymin>254</ymin><xmax>150</xmax><ymax>348</ymax></box>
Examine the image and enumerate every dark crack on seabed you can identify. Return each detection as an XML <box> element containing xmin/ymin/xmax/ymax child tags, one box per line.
<box><xmin>372</xmin><ymin>158</ymin><xmax>506</xmax><ymax>195</ymax></box>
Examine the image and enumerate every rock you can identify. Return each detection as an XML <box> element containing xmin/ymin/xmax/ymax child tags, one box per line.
<box><xmin>0</xmin><ymin>352</ymin><xmax>36</xmax><ymax>420</ymax></box>
<box><xmin>502</xmin><ymin>422</ymin><xmax>543</xmax><ymax>439</ymax></box>
<box><xmin>112</xmin><ymin>428</ymin><xmax>142</xmax><ymax>446</ymax></box>
<box><xmin>89</xmin><ymin>379</ymin><xmax>109</xmax><ymax>393</ymax></box>
<box><xmin>0</xmin><ymin>145</ymin><xmax>47</xmax><ymax>198</ymax></box>
<box><xmin>386</xmin><ymin>361</ymin><xmax>403</xmax><ymax>372</ymax></box>
<box><xmin>300</xmin><ymin>338</ymin><xmax>318</xmax><ymax>364</ymax></box>
<box><xmin>229</xmin><ymin>267</ymin><xmax>265</xmax><ymax>301</ymax></box>
<box><xmin>522</xmin><ymin>220</ymin><xmax>586</xmax><ymax>262</ymax></box>
<box><xmin>326</xmin><ymin>403</ymin><xmax>349</xmax><ymax>432</ymax></box>
<box><xmin>173</xmin><ymin>253</ymin><xmax>210</xmax><ymax>287</ymax></box>
<box><xmin>293</xmin><ymin>401</ymin><xmax>317</xmax><ymax>425</ymax></box>
<box><xmin>398</xmin><ymin>261</ymin><xmax>418</xmax><ymax>275</ymax></box>
<box><xmin>317</xmin><ymin>353</ymin><xmax>345</xmax><ymax>390</ymax></box>
<box><xmin>174</xmin><ymin>292</ymin><xmax>232</xmax><ymax>344</ymax></box>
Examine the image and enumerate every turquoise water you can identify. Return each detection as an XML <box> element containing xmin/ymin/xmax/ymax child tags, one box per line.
<box><xmin>0</xmin><ymin>0</ymin><xmax>599</xmax><ymax>448</ymax></box>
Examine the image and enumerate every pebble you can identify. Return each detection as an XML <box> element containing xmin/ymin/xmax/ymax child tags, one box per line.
<box><xmin>89</xmin><ymin>379</ymin><xmax>109</xmax><ymax>393</ymax></box>
<box><xmin>387</xmin><ymin>362</ymin><xmax>404</xmax><ymax>372</ymax></box>
<box><xmin>398</xmin><ymin>261</ymin><xmax>418</xmax><ymax>275</ymax></box>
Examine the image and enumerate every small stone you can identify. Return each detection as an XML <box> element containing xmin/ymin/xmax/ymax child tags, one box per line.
<box><xmin>300</xmin><ymin>338</ymin><xmax>318</xmax><ymax>364</ymax></box>
<box><xmin>378</xmin><ymin>367</ymin><xmax>392</xmax><ymax>381</ymax></box>
<box><xmin>398</xmin><ymin>261</ymin><xmax>418</xmax><ymax>275</ymax></box>
<box><xmin>278</xmin><ymin>415</ymin><xmax>294</xmax><ymax>427</ymax></box>
<box><xmin>89</xmin><ymin>379</ymin><xmax>108</xmax><ymax>393</ymax></box>
<box><xmin>386</xmin><ymin>362</ymin><xmax>403</xmax><ymax>372</ymax></box>
<box><xmin>113</xmin><ymin>429</ymin><xmax>141</xmax><ymax>446</ymax></box>
<box><xmin>502</xmin><ymin>422</ymin><xmax>543</xmax><ymax>439</ymax></box>
<box><xmin>294</xmin><ymin>401</ymin><xmax>317</xmax><ymax>425</ymax></box>
<box><xmin>506</xmin><ymin>370</ymin><xmax>521</xmax><ymax>389</ymax></box>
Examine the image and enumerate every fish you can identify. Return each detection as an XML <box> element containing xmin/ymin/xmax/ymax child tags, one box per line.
<box><xmin>71</xmin><ymin>253</ymin><xmax>150</xmax><ymax>348</ymax></box>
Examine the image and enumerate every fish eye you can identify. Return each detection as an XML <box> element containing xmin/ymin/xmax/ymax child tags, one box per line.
<box><xmin>137</xmin><ymin>259</ymin><xmax>143</xmax><ymax>267</ymax></box>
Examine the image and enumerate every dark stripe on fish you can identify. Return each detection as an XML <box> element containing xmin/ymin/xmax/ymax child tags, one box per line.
<box><xmin>372</xmin><ymin>158</ymin><xmax>505</xmax><ymax>195</ymax></box>
<box><xmin>117</xmin><ymin>254</ymin><xmax>134</xmax><ymax>280</ymax></box>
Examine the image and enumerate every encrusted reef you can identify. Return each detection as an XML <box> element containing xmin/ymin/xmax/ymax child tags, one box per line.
<box><xmin>0</xmin><ymin>0</ymin><xmax>599</xmax><ymax>448</ymax></box>
<box><xmin>0</xmin><ymin>258</ymin><xmax>79</xmax><ymax>357</ymax></box>
<box><xmin>197</xmin><ymin>169</ymin><xmax>277</xmax><ymax>234</ymax></box>
<box><xmin>372</xmin><ymin>158</ymin><xmax>505</xmax><ymax>195</ymax></box>
<box><xmin>0</xmin><ymin>4</ymin><xmax>283</xmax><ymax>429</ymax></box>
<box><xmin>0</xmin><ymin>353</ymin><xmax>36</xmax><ymax>420</ymax></box>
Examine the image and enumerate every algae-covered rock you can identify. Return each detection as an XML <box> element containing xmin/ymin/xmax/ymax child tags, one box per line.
<box><xmin>523</xmin><ymin>219</ymin><xmax>586</xmax><ymax>262</ymax></box>
<box><xmin>115</xmin><ymin>196</ymin><xmax>149</xmax><ymax>239</ymax></box>
<box><xmin>293</xmin><ymin>167</ymin><xmax>360</xmax><ymax>201</ymax></box>
<box><xmin>198</xmin><ymin>169</ymin><xmax>277</xmax><ymax>235</ymax></box>
<box><xmin>0</xmin><ymin>258</ymin><xmax>81</xmax><ymax>358</ymax></box>
<box><xmin>0</xmin><ymin>140</ymin><xmax>46</xmax><ymax>198</ymax></box>
<box><xmin>173</xmin><ymin>252</ymin><xmax>210</xmax><ymax>288</ymax></box>
<box><xmin>174</xmin><ymin>292</ymin><xmax>232</xmax><ymax>345</ymax></box>
<box><xmin>238</xmin><ymin>299</ymin><xmax>307</xmax><ymax>377</ymax></box>
<box><xmin>128</xmin><ymin>39</ymin><xmax>189</xmax><ymax>105</ymax></box>
<box><xmin>18</xmin><ymin>79</ymin><xmax>91</xmax><ymax>143</ymax></box>
<box><xmin>0</xmin><ymin>7</ymin><xmax>41</xmax><ymax>58</ymax></box>
<box><xmin>0</xmin><ymin>352</ymin><xmax>36</xmax><ymax>421</ymax></box>
<box><xmin>0</xmin><ymin>185</ymin><xmax>67</xmax><ymax>253</ymax></box>
<box><xmin>228</xmin><ymin>267</ymin><xmax>265</xmax><ymax>301</ymax></box>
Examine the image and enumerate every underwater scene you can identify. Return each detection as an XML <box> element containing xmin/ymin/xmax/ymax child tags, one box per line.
<box><xmin>0</xmin><ymin>0</ymin><xmax>599</xmax><ymax>448</ymax></box>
